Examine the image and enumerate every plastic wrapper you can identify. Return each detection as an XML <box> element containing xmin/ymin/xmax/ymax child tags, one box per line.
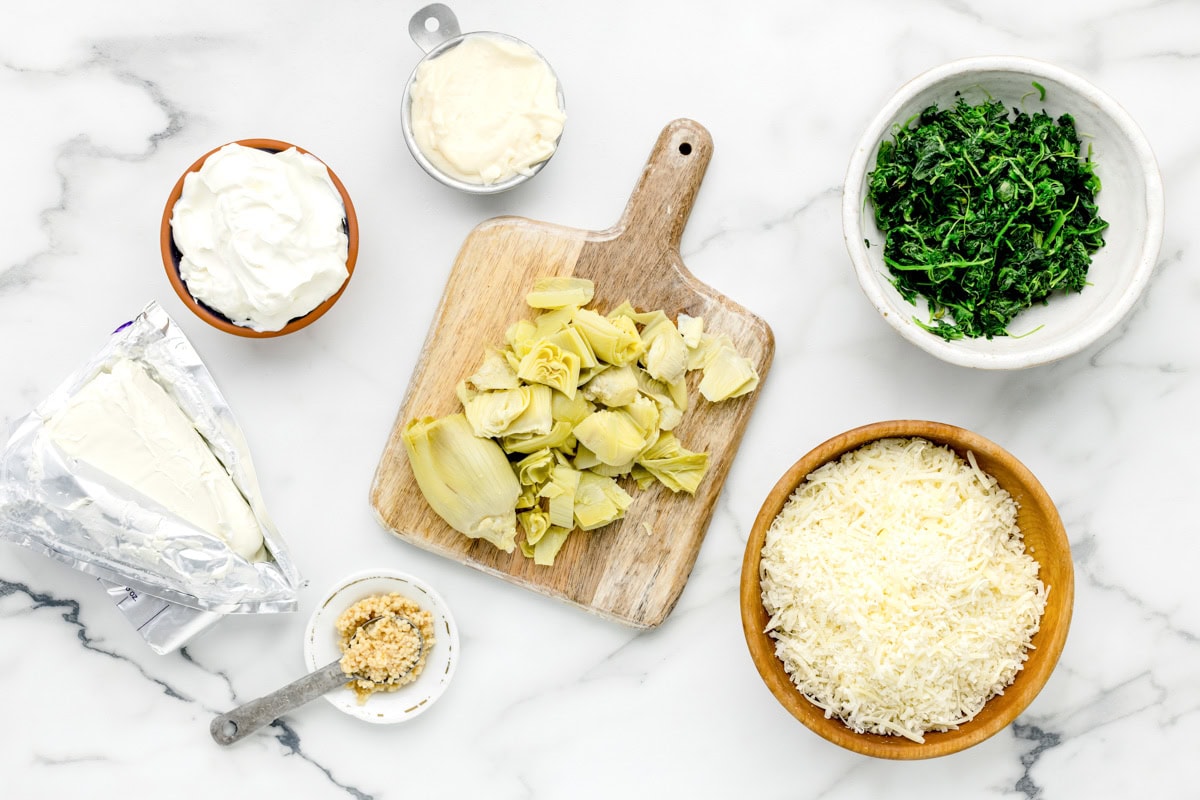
<box><xmin>0</xmin><ymin>302</ymin><xmax>301</xmax><ymax>651</ymax></box>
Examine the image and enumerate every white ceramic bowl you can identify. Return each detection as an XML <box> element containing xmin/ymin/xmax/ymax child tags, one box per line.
<box><xmin>843</xmin><ymin>56</ymin><xmax>1164</xmax><ymax>369</ymax></box>
<box><xmin>303</xmin><ymin>568</ymin><xmax>459</xmax><ymax>724</ymax></box>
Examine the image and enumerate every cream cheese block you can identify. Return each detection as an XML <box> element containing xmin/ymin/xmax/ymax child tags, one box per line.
<box><xmin>46</xmin><ymin>358</ymin><xmax>264</xmax><ymax>561</ymax></box>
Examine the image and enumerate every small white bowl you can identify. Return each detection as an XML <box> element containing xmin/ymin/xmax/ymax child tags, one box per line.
<box><xmin>303</xmin><ymin>569</ymin><xmax>459</xmax><ymax>724</ymax></box>
<box><xmin>843</xmin><ymin>56</ymin><xmax>1164</xmax><ymax>369</ymax></box>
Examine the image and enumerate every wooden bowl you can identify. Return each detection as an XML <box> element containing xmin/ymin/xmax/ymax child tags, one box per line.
<box><xmin>739</xmin><ymin>420</ymin><xmax>1073</xmax><ymax>759</ymax></box>
<box><xmin>159</xmin><ymin>138</ymin><xmax>359</xmax><ymax>338</ymax></box>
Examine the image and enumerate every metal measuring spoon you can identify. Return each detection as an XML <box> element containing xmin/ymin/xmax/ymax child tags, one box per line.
<box><xmin>400</xmin><ymin>3</ymin><xmax>567</xmax><ymax>194</ymax></box>
<box><xmin>210</xmin><ymin>615</ymin><xmax>425</xmax><ymax>745</ymax></box>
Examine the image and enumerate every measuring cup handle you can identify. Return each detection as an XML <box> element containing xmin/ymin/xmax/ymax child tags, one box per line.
<box><xmin>210</xmin><ymin>659</ymin><xmax>348</xmax><ymax>746</ymax></box>
<box><xmin>409</xmin><ymin>3</ymin><xmax>463</xmax><ymax>53</ymax></box>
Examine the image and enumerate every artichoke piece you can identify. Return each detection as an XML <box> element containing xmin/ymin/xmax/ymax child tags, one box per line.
<box><xmin>572</xmin><ymin>409</ymin><xmax>647</xmax><ymax>467</ymax></box>
<box><xmin>463</xmin><ymin>384</ymin><xmax>552</xmax><ymax>438</ymax></box>
<box><xmin>518</xmin><ymin>508</ymin><xmax>552</xmax><ymax>547</ymax></box>
<box><xmin>573</xmin><ymin>443</ymin><xmax>601</xmax><ymax>471</ymax></box>
<box><xmin>545</xmin><ymin>324</ymin><xmax>598</xmax><ymax>369</ymax></box>
<box><xmin>619</xmin><ymin>394</ymin><xmax>660</xmax><ymax>438</ymax></box>
<box><xmin>636</xmin><ymin>431</ymin><xmax>709</xmax><ymax>494</ymax></box>
<box><xmin>552</xmin><ymin>390</ymin><xmax>593</xmax><ymax>428</ymax></box>
<box><xmin>573</xmin><ymin>308</ymin><xmax>643</xmax><ymax>367</ymax></box>
<box><xmin>698</xmin><ymin>337</ymin><xmax>759</xmax><ymax>401</ymax></box>
<box><xmin>640</xmin><ymin>315</ymin><xmax>688</xmax><ymax>384</ymax></box>
<box><xmin>402</xmin><ymin>414</ymin><xmax>520</xmax><ymax>552</ymax></box>
<box><xmin>464</xmin><ymin>348</ymin><xmax>519</xmax><ymax>392</ymax></box>
<box><xmin>589</xmin><ymin>459</ymin><xmax>636</xmax><ymax>478</ymax></box>
<box><xmin>538</xmin><ymin>464</ymin><xmax>581</xmax><ymax>529</ymax></box>
<box><xmin>506</xmin><ymin>319</ymin><xmax>538</xmax><ymax>359</ymax></box>
<box><xmin>515</xmin><ymin>448</ymin><xmax>556</xmax><ymax>486</ymax></box>
<box><xmin>501</xmin><ymin>419</ymin><xmax>575</xmax><ymax>454</ymax></box>
<box><xmin>533</xmin><ymin>305</ymin><xmax>578</xmax><ymax>338</ymax></box>
<box><xmin>517</xmin><ymin>339</ymin><xmax>581</xmax><ymax>399</ymax></box>
<box><xmin>581</xmin><ymin>363</ymin><xmax>638</xmax><ymax>407</ymax></box>
<box><xmin>608</xmin><ymin>300</ymin><xmax>661</xmax><ymax>327</ymax></box>
<box><xmin>530</xmin><ymin>525</ymin><xmax>572</xmax><ymax>565</ymax></box>
<box><xmin>516</xmin><ymin>484</ymin><xmax>540</xmax><ymax>511</ymax></box>
<box><xmin>677</xmin><ymin>314</ymin><xmax>704</xmax><ymax>349</ymax></box>
<box><xmin>630</xmin><ymin>463</ymin><xmax>656</xmax><ymax>490</ymax></box>
<box><xmin>526</xmin><ymin>276</ymin><xmax>595</xmax><ymax>309</ymax></box>
<box><xmin>573</xmin><ymin>472</ymin><xmax>633</xmax><ymax>531</ymax></box>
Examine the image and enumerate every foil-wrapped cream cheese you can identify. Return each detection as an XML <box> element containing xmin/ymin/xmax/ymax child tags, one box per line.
<box><xmin>0</xmin><ymin>302</ymin><xmax>301</xmax><ymax>652</ymax></box>
<box><xmin>47</xmin><ymin>358</ymin><xmax>265</xmax><ymax>562</ymax></box>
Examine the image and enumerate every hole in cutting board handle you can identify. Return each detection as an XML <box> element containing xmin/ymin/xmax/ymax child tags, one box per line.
<box><xmin>679</xmin><ymin>142</ymin><xmax>692</xmax><ymax>155</ymax></box>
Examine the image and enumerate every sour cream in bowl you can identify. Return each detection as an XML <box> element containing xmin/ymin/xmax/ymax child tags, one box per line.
<box><xmin>160</xmin><ymin>139</ymin><xmax>359</xmax><ymax>338</ymax></box>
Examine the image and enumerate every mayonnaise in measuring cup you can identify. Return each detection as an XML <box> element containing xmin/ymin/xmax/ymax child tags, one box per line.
<box><xmin>410</xmin><ymin>35</ymin><xmax>566</xmax><ymax>185</ymax></box>
<box><xmin>170</xmin><ymin>144</ymin><xmax>349</xmax><ymax>332</ymax></box>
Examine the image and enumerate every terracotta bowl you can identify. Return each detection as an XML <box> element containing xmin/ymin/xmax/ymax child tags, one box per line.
<box><xmin>159</xmin><ymin>138</ymin><xmax>359</xmax><ymax>338</ymax></box>
<box><xmin>740</xmin><ymin>420</ymin><xmax>1073</xmax><ymax>759</ymax></box>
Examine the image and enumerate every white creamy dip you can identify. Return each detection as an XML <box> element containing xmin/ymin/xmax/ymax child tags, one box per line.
<box><xmin>410</xmin><ymin>35</ymin><xmax>566</xmax><ymax>185</ymax></box>
<box><xmin>171</xmin><ymin>144</ymin><xmax>349</xmax><ymax>332</ymax></box>
<box><xmin>46</xmin><ymin>359</ymin><xmax>265</xmax><ymax>561</ymax></box>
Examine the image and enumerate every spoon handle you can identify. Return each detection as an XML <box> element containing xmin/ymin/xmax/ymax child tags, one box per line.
<box><xmin>210</xmin><ymin>659</ymin><xmax>349</xmax><ymax>745</ymax></box>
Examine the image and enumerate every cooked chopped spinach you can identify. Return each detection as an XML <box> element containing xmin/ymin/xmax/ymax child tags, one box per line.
<box><xmin>866</xmin><ymin>91</ymin><xmax>1108</xmax><ymax>340</ymax></box>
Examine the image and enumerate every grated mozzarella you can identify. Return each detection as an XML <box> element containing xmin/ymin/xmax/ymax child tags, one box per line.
<box><xmin>759</xmin><ymin>437</ymin><xmax>1047</xmax><ymax>743</ymax></box>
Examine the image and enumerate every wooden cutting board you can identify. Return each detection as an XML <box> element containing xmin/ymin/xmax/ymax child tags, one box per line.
<box><xmin>370</xmin><ymin>119</ymin><xmax>774</xmax><ymax>628</ymax></box>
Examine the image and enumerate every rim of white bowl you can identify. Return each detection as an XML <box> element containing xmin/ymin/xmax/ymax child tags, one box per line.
<box><xmin>842</xmin><ymin>55</ymin><xmax>1165</xmax><ymax>369</ymax></box>
<box><xmin>302</xmin><ymin>568</ymin><xmax>459</xmax><ymax>724</ymax></box>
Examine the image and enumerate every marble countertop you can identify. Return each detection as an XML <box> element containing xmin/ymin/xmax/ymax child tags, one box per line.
<box><xmin>2</xmin><ymin>1</ymin><xmax>1195</xmax><ymax>797</ymax></box>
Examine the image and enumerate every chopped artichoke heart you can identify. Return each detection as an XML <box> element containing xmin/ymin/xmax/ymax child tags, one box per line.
<box><xmin>658</xmin><ymin>404</ymin><xmax>684</xmax><ymax>431</ymax></box>
<box><xmin>464</xmin><ymin>385</ymin><xmax>552</xmax><ymax>438</ymax></box>
<box><xmin>640</xmin><ymin>316</ymin><xmax>688</xmax><ymax>384</ymax></box>
<box><xmin>699</xmin><ymin>342</ymin><xmax>760</xmax><ymax>401</ymax></box>
<box><xmin>634</xmin><ymin>370</ymin><xmax>678</xmax><ymax>410</ymax></box>
<box><xmin>573</xmin><ymin>444</ymin><xmax>601</xmax><ymax>471</ymax></box>
<box><xmin>518</xmin><ymin>508</ymin><xmax>552</xmax><ymax>546</ymax></box>
<box><xmin>608</xmin><ymin>301</ymin><xmax>662</xmax><ymax>327</ymax></box>
<box><xmin>515</xmin><ymin>448</ymin><xmax>556</xmax><ymax>486</ymax></box>
<box><xmin>687</xmin><ymin>332</ymin><xmax>724</xmax><ymax>371</ymax></box>
<box><xmin>589</xmin><ymin>459</ymin><xmax>636</xmax><ymax>478</ymax></box>
<box><xmin>516</xmin><ymin>484</ymin><xmax>539</xmax><ymax>510</ymax></box>
<box><xmin>502</xmin><ymin>419</ymin><xmax>575</xmax><ymax>454</ymax></box>
<box><xmin>637</xmin><ymin>432</ymin><xmax>709</xmax><ymax>494</ymax></box>
<box><xmin>582</xmin><ymin>363</ymin><xmax>639</xmax><ymax>407</ymax></box>
<box><xmin>620</xmin><ymin>395</ymin><xmax>660</xmax><ymax>438</ymax></box>
<box><xmin>572</xmin><ymin>409</ymin><xmax>647</xmax><ymax>467</ymax></box>
<box><xmin>545</xmin><ymin>324</ymin><xmax>598</xmax><ymax>369</ymax></box>
<box><xmin>526</xmin><ymin>276</ymin><xmax>595</xmax><ymax>309</ymax></box>
<box><xmin>533</xmin><ymin>305</ymin><xmax>578</xmax><ymax>338</ymax></box>
<box><xmin>506</xmin><ymin>319</ymin><xmax>538</xmax><ymax>359</ymax></box>
<box><xmin>465</xmin><ymin>348</ymin><xmax>520</xmax><ymax>391</ymax></box>
<box><xmin>532</xmin><ymin>526</ymin><xmax>572</xmax><ymax>565</ymax></box>
<box><xmin>402</xmin><ymin>414</ymin><xmax>520</xmax><ymax>552</ymax></box>
<box><xmin>573</xmin><ymin>308</ymin><xmax>643</xmax><ymax>367</ymax></box>
<box><xmin>573</xmin><ymin>472</ymin><xmax>633</xmax><ymax>531</ymax></box>
<box><xmin>551</xmin><ymin>390</ymin><xmax>594</xmax><ymax>428</ymax></box>
<box><xmin>539</xmin><ymin>464</ymin><xmax>580</xmax><ymax>529</ymax></box>
<box><xmin>517</xmin><ymin>340</ymin><xmax>581</xmax><ymax>398</ymax></box>
<box><xmin>677</xmin><ymin>314</ymin><xmax>704</xmax><ymax>349</ymax></box>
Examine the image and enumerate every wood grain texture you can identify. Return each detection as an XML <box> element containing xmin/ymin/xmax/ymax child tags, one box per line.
<box><xmin>739</xmin><ymin>420</ymin><xmax>1074</xmax><ymax>759</ymax></box>
<box><xmin>370</xmin><ymin>120</ymin><xmax>775</xmax><ymax>628</ymax></box>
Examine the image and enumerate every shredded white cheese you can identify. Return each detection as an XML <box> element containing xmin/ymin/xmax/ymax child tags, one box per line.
<box><xmin>759</xmin><ymin>437</ymin><xmax>1047</xmax><ymax>743</ymax></box>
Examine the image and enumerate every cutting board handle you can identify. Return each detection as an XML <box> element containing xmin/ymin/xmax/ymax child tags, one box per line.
<box><xmin>613</xmin><ymin>119</ymin><xmax>713</xmax><ymax>251</ymax></box>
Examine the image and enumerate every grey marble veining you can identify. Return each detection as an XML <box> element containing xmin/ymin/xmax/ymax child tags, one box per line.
<box><xmin>1</xmin><ymin>1</ymin><xmax>1198</xmax><ymax>798</ymax></box>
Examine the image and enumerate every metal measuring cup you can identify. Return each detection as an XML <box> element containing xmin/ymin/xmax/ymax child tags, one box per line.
<box><xmin>400</xmin><ymin>3</ymin><xmax>567</xmax><ymax>194</ymax></box>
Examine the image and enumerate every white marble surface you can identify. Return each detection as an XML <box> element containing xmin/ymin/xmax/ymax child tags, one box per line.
<box><xmin>1</xmin><ymin>1</ymin><xmax>1196</xmax><ymax>797</ymax></box>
